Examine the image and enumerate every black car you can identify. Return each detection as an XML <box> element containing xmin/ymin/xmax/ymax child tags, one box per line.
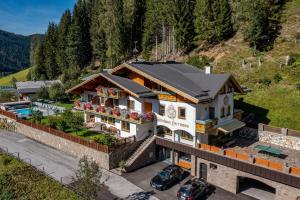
<box><xmin>150</xmin><ymin>165</ymin><xmax>184</xmax><ymax>191</ymax></box>
<box><xmin>177</xmin><ymin>178</ymin><xmax>209</xmax><ymax>200</ymax></box>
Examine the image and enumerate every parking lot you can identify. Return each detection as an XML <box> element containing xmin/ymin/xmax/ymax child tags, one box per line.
<box><xmin>123</xmin><ymin>161</ymin><xmax>257</xmax><ymax>200</ymax></box>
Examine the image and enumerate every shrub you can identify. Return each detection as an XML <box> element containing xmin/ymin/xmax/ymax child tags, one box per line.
<box><xmin>65</xmin><ymin>113</ymin><xmax>84</xmax><ymax>133</ymax></box>
<box><xmin>56</xmin><ymin>118</ymin><xmax>68</xmax><ymax>131</ymax></box>
<box><xmin>31</xmin><ymin>110</ymin><xmax>43</xmax><ymax>124</ymax></box>
<box><xmin>72</xmin><ymin>156</ymin><xmax>102</xmax><ymax>199</ymax></box>
<box><xmin>273</xmin><ymin>73</ymin><xmax>282</xmax><ymax>83</ymax></box>
<box><xmin>48</xmin><ymin>116</ymin><xmax>58</xmax><ymax>128</ymax></box>
<box><xmin>49</xmin><ymin>82</ymin><xmax>66</xmax><ymax>101</ymax></box>
<box><xmin>36</xmin><ymin>87</ymin><xmax>49</xmax><ymax>100</ymax></box>
<box><xmin>296</xmin><ymin>83</ymin><xmax>300</xmax><ymax>91</ymax></box>
<box><xmin>258</xmin><ymin>77</ymin><xmax>271</xmax><ymax>86</ymax></box>
<box><xmin>118</xmin><ymin>160</ymin><xmax>126</xmax><ymax>172</ymax></box>
<box><xmin>0</xmin><ymin>91</ymin><xmax>14</xmax><ymax>103</ymax></box>
<box><xmin>92</xmin><ymin>134</ymin><xmax>118</xmax><ymax>146</ymax></box>
<box><xmin>186</xmin><ymin>55</ymin><xmax>214</xmax><ymax>69</ymax></box>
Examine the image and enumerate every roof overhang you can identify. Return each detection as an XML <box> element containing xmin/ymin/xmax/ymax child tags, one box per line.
<box><xmin>217</xmin><ymin>119</ymin><xmax>246</xmax><ymax>134</ymax></box>
<box><xmin>112</xmin><ymin>63</ymin><xmax>201</xmax><ymax>104</ymax></box>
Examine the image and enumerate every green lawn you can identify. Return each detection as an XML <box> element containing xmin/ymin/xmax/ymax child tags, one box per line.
<box><xmin>0</xmin><ymin>152</ymin><xmax>82</xmax><ymax>200</ymax></box>
<box><xmin>0</xmin><ymin>68</ymin><xmax>30</xmax><ymax>86</ymax></box>
<box><xmin>52</xmin><ymin>102</ymin><xmax>74</xmax><ymax>110</ymax></box>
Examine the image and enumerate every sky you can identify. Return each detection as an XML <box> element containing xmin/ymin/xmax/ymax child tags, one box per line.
<box><xmin>0</xmin><ymin>0</ymin><xmax>76</xmax><ymax>36</ymax></box>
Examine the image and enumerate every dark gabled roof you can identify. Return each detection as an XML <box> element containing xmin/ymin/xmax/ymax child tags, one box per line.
<box><xmin>16</xmin><ymin>80</ymin><xmax>62</xmax><ymax>94</ymax></box>
<box><xmin>115</xmin><ymin>62</ymin><xmax>242</xmax><ymax>102</ymax></box>
<box><xmin>99</xmin><ymin>72</ymin><xmax>155</xmax><ymax>98</ymax></box>
<box><xmin>66</xmin><ymin>72</ymin><xmax>155</xmax><ymax>98</ymax></box>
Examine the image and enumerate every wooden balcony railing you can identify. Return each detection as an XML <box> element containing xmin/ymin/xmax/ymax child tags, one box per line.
<box><xmin>75</xmin><ymin>102</ymin><xmax>155</xmax><ymax>124</ymax></box>
<box><xmin>154</xmin><ymin>91</ymin><xmax>177</xmax><ymax>102</ymax></box>
<box><xmin>195</xmin><ymin>119</ymin><xmax>215</xmax><ymax>134</ymax></box>
<box><xmin>96</xmin><ymin>86</ymin><xmax>126</xmax><ymax>99</ymax></box>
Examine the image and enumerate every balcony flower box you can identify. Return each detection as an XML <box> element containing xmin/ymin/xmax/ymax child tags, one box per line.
<box><xmin>74</xmin><ymin>100</ymin><xmax>81</xmax><ymax>108</ymax></box>
<box><xmin>112</xmin><ymin>107</ymin><xmax>120</xmax><ymax>116</ymax></box>
<box><xmin>130</xmin><ymin>112</ymin><xmax>139</xmax><ymax>121</ymax></box>
<box><xmin>139</xmin><ymin>112</ymin><xmax>155</xmax><ymax>122</ymax></box>
<box><xmin>98</xmin><ymin>106</ymin><xmax>105</xmax><ymax>113</ymax></box>
<box><xmin>85</xmin><ymin>103</ymin><xmax>93</xmax><ymax>110</ymax></box>
<box><xmin>108</xmin><ymin>88</ymin><xmax>117</xmax><ymax>96</ymax></box>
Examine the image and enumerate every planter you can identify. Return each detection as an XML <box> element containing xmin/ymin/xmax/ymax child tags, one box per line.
<box><xmin>130</xmin><ymin>112</ymin><xmax>139</xmax><ymax>121</ymax></box>
<box><xmin>98</xmin><ymin>106</ymin><xmax>105</xmax><ymax>113</ymax></box>
<box><xmin>120</xmin><ymin>109</ymin><xmax>129</xmax><ymax>119</ymax></box>
<box><xmin>108</xmin><ymin>88</ymin><xmax>117</xmax><ymax>96</ymax></box>
<box><xmin>112</xmin><ymin>107</ymin><xmax>120</xmax><ymax>116</ymax></box>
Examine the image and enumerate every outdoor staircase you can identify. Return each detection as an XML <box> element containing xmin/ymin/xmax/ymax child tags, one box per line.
<box><xmin>125</xmin><ymin>135</ymin><xmax>156</xmax><ymax>170</ymax></box>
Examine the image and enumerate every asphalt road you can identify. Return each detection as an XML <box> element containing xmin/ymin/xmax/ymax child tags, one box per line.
<box><xmin>0</xmin><ymin>130</ymin><xmax>158</xmax><ymax>200</ymax></box>
<box><xmin>123</xmin><ymin>161</ymin><xmax>257</xmax><ymax>200</ymax></box>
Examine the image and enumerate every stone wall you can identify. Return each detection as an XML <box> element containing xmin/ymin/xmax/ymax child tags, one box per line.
<box><xmin>0</xmin><ymin>114</ymin><xmax>141</xmax><ymax>170</ymax></box>
<box><xmin>258</xmin><ymin>124</ymin><xmax>300</xmax><ymax>150</ymax></box>
<box><xmin>196</xmin><ymin>157</ymin><xmax>300</xmax><ymax>200</ymax></box>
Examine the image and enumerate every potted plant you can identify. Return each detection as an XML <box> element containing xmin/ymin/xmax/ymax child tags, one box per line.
<box><xmin>130</xmin><ymin>112</ymin><xmax>139</xmax><ymax>121</ymax></box>
<box><xmin>112</xmin><ymin>107</ymin><xmax>120</xmax><ymax>116</ymax></box>
<box><xmin>74</xmin><ymin>100</ymin><xmax>81</xmax><ymax>108</ymax></box>
<box><xmin>85</xmin><ymin>103</ymin><xmax>92</xmax><ymax>110</ymax></box>
<box><xmin>118</xmin><ymin>160</ymin><xmax>126</xmax><ymax>174</ymax></box>
<box><xmin>98</xmin><ymin>106</ymin><xmax>105</xmax><ymax>113</ymax></box>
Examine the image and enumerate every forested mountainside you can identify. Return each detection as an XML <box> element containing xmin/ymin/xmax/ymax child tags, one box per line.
<box><xmin>30</xmin><ymin>0</ymin><xmax>285</xmax><ymax>84</ymax></box>
<box><xmin>28</xmin><ymin>0</ymin><xmax>300</xmax><ymax>130</ymax></box>
<box><xmin>0</xmin><ymin>29</ymin><xmax>30</xmax><ymax>73</ymax></box>
<box><xmin>0</xmin><ymin>30</ymin><xmax>42</xmax><ymax>73</ymax></box>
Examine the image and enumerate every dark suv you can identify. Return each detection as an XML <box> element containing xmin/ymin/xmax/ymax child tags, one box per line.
<box><xmin>177</xmin><ymin>178</ymin><xmax>209</xmax><ymax>200</ymax></box>
<box><xmin>150</xmin><ymin>165</ymin><xmax>184</xmax><ymax>191</ymax></box>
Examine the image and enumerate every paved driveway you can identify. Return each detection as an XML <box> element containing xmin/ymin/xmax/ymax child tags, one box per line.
<box><xmin>123</xmin><ymin>161</ymin><xmax>257</xmax><ymax>200</ymax></box>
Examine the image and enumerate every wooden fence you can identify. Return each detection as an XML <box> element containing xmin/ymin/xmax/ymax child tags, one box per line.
<box><xmin>0</xmin><ymin>109</ymin><xmax>135</xmax><ymax>154</ymax></box>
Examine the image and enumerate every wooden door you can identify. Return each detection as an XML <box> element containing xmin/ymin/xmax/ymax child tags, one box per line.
<box><xmin>144</xmin><ymin>102</ymin><xmax>152</xmax><ymax>113</ymax></box>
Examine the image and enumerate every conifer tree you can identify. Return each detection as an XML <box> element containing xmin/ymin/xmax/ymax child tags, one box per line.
<box><xmin>101</xmin><ymin>0</ymin><xmax>126</xmax><ymax>67</ymax></box>
<box><xmin>90</xmin><ymin>0</ymin><xmax>107</xmax><ymax>65</ymax></box>
<box><xmin>56</xmin><ymin>9</ymin><xmax>72</xmax><ymax>73</ymax></box>
<box><xmin>44</xmin><ymin>22</ymin><xmax>59</xmax><ymax>79</ymax></box>
<box><xmin>32</xmin><ymin>42</ymin><xmax>47</xmax><ymax>80</ymax></box>
<box><xmin>173</xmin><ymin>0</ymin><xmax>196</xmax><ymax>52</ymax></box>
<box><xmin>215</xmin><ymin>0</ymin><xmax>233</xmax><ymax>40</ymax></box>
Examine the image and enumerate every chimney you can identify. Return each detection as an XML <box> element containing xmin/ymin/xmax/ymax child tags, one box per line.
<box><xmin>205</xmin><ymin>66</ymin><xmax>213</xmax><ymax>74</ymax></box>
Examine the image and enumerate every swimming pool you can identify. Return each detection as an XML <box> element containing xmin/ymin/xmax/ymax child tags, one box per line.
<box><xmin>15</xmin><ymin>108</ymin><xmax>32</xmax><ymax>116</ymax></box>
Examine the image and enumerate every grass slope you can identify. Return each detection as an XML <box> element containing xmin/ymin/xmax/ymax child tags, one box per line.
<box><xmin>0</xmin><ymin>152</ymin><xmax>82</xmax><ymax>200</ymax></box>
<box><xmin>194</xmin><ymin>0</ymin><xmax>300</xmax><ymax>130</ymax></box>
<box><xmin>0</xmin><ymin>68</ymin><xmax>30</xmax><ymax>86</ymax></box>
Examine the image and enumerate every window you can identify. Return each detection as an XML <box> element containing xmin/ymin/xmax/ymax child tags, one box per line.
<box><xmin>227</xmin><ymin>105</ymin><xmax>231</xmax><ymax>116</ymax></box>
<box><xmin>113</xmin><ymin>99</ymin><xmax>119</xmax><ymax>107</ymax></box>
<box><xmin>220</xmin><ymin>107</ymin><xmax>225</xmax><ymax>118</ymax></box>
<box><xmin>121</xmin><ymin>121</ymin><xmax>130</xmax><ymax>132</ymax></box>
<box><xmin>101</xmin><ymin>116</ymin><xmax>108</xmax><ymax>122</ymax></box>
<box><xmin>180</xmin><ymin>131</ymin><xmax>193</xmax><ymax>141</ymax></box>
<box><xmin>209</xmin><ymin>107</ymin><xmax>215</xmax><ymax>119</ymax></box>
<box><xmin>108</xmin><ymin>117</ymin><xmax>115</xmax><ymax>125</ymax></box>
<box><xmin>127</xmin><ymin>100</ymin><xmax>135</xmax><ymax>110</ymax></box>
<box><xmin>87</xmin><ymin>94</ymin><xmax>94</xmax><ymax>102</ymax></box>
<box><xmin>159</xmin><ymin>104</ymin><xmax>165</xmax><ymax>116</ymax></box>
<box><xmin>178</xmin><ymin>107</ymin><xmax>186</xmax><ymax>119</ymax></box>
<box><xmin>99</xmin><ymin>97</ymin><xmax>105</xmax><ymax>104</ymax></box>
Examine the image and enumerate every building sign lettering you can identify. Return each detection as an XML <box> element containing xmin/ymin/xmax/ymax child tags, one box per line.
<box><xmin>157</xmin><ymin>117</ymin><xmax>189</xmax><ymax>129</ymax></box>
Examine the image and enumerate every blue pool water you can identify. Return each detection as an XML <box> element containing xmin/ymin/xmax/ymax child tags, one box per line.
<box><xmin>15</xmin><ymin>108</ymin><xmax>32</xmax><ymax>116</ymax></box>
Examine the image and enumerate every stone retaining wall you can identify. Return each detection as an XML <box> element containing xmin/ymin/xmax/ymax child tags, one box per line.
<box><xmin>0</xmin><ymin>114</ymin><xmax>141</xmax><ymax>170</ymax></box>
<box><xmin>258</xmin><ymin>124</ymin><xmax>300</xmax><ymax>150</ymax></box>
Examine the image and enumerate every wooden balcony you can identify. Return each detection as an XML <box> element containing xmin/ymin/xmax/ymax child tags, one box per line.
<box><xmin>96</xmin><ymin>86</ymin><xmax>126</xmax><ymax>99</ymax></box>
<box><xmin>195</xmin><ymin>119</ymin><xmax>215</xmax><ymax>134</ymax></box>
<box><xmin>75</xmin><ymin>102</ymin><xmax>154</xmax><ymax>125</ymax></box>
<box><xmin>154</xmin><ymin>91</ymin><xmax>177</xmax><ymax>102</ymax></box>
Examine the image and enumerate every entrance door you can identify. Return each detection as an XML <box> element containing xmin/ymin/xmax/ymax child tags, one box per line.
<box><xmin>144</xmin><ymin>102</ymin><xmax>152</xmax><ymax>112</ymax></box>
<box><xmin>199</xmin><ymin>163</ymin><xmax>207</xmax><ymax>180</ymax></box>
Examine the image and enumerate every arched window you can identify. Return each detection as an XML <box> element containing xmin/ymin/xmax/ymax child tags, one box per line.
<box><xmin>157</xmin><ymin>126</ymin><xmax>172</xmax><ymax>136</ymax></box>
<box><xmin>178</xmin><ymin>130</ymin><xmax>193</xmax><ymax>141</ymax></box>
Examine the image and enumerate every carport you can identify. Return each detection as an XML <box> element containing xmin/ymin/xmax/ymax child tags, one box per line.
<box><xmin>237</xmin><ymin>177</ymin><xmax>276</xmax><ymax>200</ymax></box>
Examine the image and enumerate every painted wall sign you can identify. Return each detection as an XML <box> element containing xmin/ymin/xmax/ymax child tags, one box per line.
<box><xmin>157</xmin><ymin>117</ymin><xmax>189</xmax><ymax>129</ymax></box>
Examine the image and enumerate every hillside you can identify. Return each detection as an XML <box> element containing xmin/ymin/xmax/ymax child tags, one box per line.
<box><xmin>189</xmin><ymin>0</ymin><xmax>300</xmax><ymax>130</ymax></box>
<box><xmin>0</xmin><ymin>30</ymin><xmax>41</xmax><ymax>73</ymax></box>
<box><xmin>0</xmin><ymin>68</ymin><xmax>30</xmax><ymax>86</ymax></box>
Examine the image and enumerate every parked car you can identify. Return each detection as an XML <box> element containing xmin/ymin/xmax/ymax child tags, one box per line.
<box><xmin>177</xmin><ymin>178</ymin><xmax>209</xmax><ymax>200</ymax></box>
<box><xmin>150</xmin><ymin>165</ymin><xmax>184</xmax><ymax>191</ymax></box>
